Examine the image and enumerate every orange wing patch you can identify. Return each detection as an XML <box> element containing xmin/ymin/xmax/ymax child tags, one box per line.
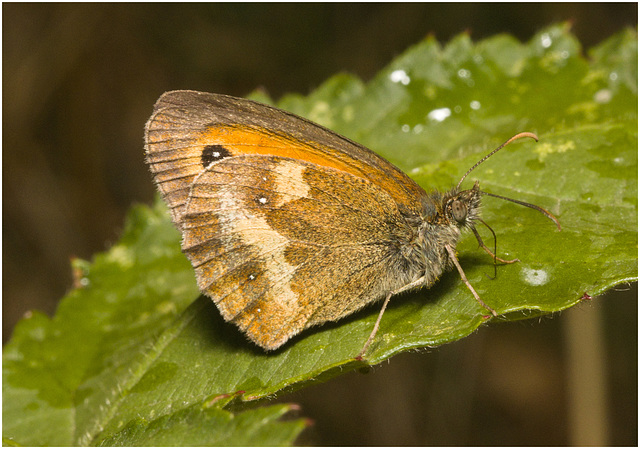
<box><xmin>195</xmin><ymin>124</ymin><xmax>425</xmax><ymax>211</ymax></box>
<box><xmin>196</xmin><ymin>124</ymin><xmax>371</xmax><ymax>176</ymax></box>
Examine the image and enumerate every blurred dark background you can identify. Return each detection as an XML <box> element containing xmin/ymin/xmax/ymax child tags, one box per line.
<box><xmin>3</xmin><ymin>3</ymin><xmax>637</xmax><ymax>445</ymax></box>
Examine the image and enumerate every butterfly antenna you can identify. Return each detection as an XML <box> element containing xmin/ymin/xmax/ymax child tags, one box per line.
<box><xmin>481</xmin><ymin>191</ymin><xmax>562</xmax><ymax>230</ymax></box>
<box><xmin>456</xmin><ymin>132</ymin><xmax>539</xmax><ymax>190</ymax></box>
<box><xmin>456</xmin><ymin>132</ymin><xmax>561</xmax><ymax>230</ymax></box>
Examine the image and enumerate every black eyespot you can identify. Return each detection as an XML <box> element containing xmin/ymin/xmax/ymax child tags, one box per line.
<box><xmin>201</xmin><ymin>145</ymin><xmax>232</xmax><ymax>168</ymax></box>
<box><xmin>451</xmin><ymin>200</ymin><xmax>467</xmax><ymax>223</ymax></box>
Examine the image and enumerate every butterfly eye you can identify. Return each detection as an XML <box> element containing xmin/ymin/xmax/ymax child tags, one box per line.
<box><xmin>451</xmin><ymin>200</ymin><xmax>467</xmax><ymax>223</ymax></box>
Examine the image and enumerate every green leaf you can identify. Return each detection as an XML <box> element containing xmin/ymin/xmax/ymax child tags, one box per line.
<box><xmin>97</xmin><ymin>403</ymin><xmax>306</xmax><ymax>446</ymax></box>
<box><xmin>3</xmin><ymin>24</ymin><xmax>637</xmax><ymax>446</ymax></box>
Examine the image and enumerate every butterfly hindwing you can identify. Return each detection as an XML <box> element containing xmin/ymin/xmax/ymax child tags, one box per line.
<box><xmin>180</xmin><ymin>154</ymin><xmax>416</xmax><ymax>349</ymax></box>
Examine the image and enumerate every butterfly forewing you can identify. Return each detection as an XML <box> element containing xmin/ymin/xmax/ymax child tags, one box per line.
<box><xmin>145</xmin><ymin>91</ymin><xmax>427</xmax><ymax>217</ymax></box>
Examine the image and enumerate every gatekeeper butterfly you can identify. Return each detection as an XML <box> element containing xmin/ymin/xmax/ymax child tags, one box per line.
<box><xmin>144</xmin><ymin>90</ymin><xmax>560</xmax><ymax>357</ymax></box>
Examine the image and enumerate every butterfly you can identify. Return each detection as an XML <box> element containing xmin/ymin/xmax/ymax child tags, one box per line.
<box><xmin>144</xmin><ymin>90</ymin><xmax>560</xmax><ymax>357</ymax></box>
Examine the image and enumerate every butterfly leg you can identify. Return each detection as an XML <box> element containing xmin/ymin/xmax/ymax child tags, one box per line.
<box><xmin>471</xmin><ymin>225</ymin><xmax>519</xmax><ymax>264</ymax></box>
<box><xmin>445</xmin><ymin>244</ymin><xmax>498</xmax><ymax>317</ymax></box>
<box><xmin>357</xmin><ymin>244</ymin><xmax>500</xmax><ymax>359</ymax></box>
<box><xmin>480</xmin><ymin>244</ymin><xmax>519</xmax><ymax>264</ymax></box>
<box><xmin>357</xmin><ymin>292</ymin><xmax>392</xmax><ymax>359</ymax></box>
<box><xmin>357</xmin><ymin>275</ymin><xmax>427</xmax><ymax>359</ymax></box>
